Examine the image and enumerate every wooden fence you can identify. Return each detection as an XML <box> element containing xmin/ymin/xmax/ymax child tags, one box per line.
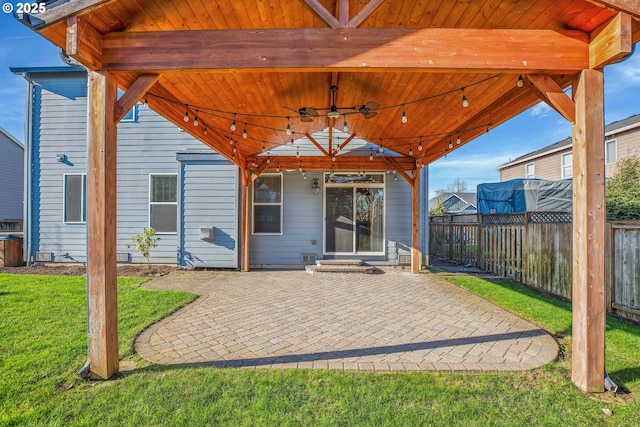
<box><xmin>429</xmin><ymin>213</ymin><xmax>640</xmax><ymax>323</ymax></box>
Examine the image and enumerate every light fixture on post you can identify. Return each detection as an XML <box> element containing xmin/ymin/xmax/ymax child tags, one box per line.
<box><xmin>312</xmin><ymin>178</ymin><xmax>320</xmax><ymax>195</ymax></box>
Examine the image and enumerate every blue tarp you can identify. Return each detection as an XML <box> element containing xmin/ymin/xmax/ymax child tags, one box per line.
<box><xmin>477</xmin><ymin>178</ymin><xmax>572</xmax><ymax>214</ymax></box>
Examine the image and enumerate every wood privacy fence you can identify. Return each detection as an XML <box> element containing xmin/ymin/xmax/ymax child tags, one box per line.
<box><xmin>429</xmin><ymin>213</ymin><xmax>640</xmax><ymax>323</ymax></box>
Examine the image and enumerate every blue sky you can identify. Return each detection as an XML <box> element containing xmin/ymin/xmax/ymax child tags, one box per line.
<box><xmin>1</xmin><ymin>11</ymin><xmax>639</xmax><ymax>198</ymax></box>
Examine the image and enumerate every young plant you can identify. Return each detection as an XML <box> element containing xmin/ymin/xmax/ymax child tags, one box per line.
<box><xmin>124</xmin><ymin>227</ymin><xmax>161</xmax><ymax>268</ymax></box>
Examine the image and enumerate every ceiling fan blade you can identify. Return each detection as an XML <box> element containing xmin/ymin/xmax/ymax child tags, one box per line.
<box><xmin>365</xmin><ymin>101</ymin><xmax>380</xmax><ymax>110</ymax></box>
<box><xmin>306</xmin><ymin>107</ymin><xmax>320</xmax><ymax>117</ymax></box>
<box><xmin>364</xmin><ymin>111</ymin><xmax>378</xmax><ymax>120</ymax></box>
<box><xmin>300</xmin><ymin>116</ymin><xmax>313</xmax><ymax>122</ymax></box>
<box><xmin>283</xmin><ymin>106</ymin><xmax>298</xmax><ymax>113</ymax></box>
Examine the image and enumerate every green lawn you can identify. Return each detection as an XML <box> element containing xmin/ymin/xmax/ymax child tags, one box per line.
<box><xmin>1</xmin><ymin>272</ymin><xmax>639</xmax><ymax>426</ymax></box>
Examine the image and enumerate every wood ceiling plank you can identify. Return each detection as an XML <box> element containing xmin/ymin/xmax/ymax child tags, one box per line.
<box><xmin>349</xmin><ymin>0</ymin><xmax>384</xmax><ymax>28</ymax></box>
<box><xmin>102</xmin><ymin>28</ymin><xmax>590</xmax><ymax>73</ymax></box>
<box><xmin>587</xmin><ymin>0</ymin><xmax>640</xmax><ymax>18</ymax></box>
<box><xmin>300</xmin><ymin>0</ymin><xmax>340</xmax><ymax>28</ymax></box>
<box><xmin>243</xmin><ymin>155</ymin><xmax>415</xmax><ymax>171</ymax></box>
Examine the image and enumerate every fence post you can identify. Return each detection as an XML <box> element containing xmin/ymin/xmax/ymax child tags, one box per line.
<box><xmin>604</xmin><ymin>222</ymin><xmax>613</xmax><ymax>312</ymax></box>
<box><xmin>448</xmin><ymin>216</ymin><xmax>453</xmax><ymax>261</ymax></box>
<box><xmin>476</xmin><ymin>215</ymin><xmax>483</xmax><ymax>268</ymax></box>
<box><xmin>523</xmin><ymin>212</ymin><xmax>530</xmax><ymax>285</ymax></box>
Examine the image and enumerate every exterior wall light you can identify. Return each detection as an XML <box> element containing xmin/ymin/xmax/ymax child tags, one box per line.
<box><xmin>312</xmin><ymin>178</ymin><xmax>320</xmax><ymax>195</ymax></box>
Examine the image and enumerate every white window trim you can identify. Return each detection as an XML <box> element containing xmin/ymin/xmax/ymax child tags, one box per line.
<box><xmin>120</xmin><ymin>104</ymin><xmax>138</xmax><ymax>122</ymax></box>
<box><xmin>525</xmin><ymin>162</ymin><xmax>535</xmax><ymax>179</ymax></box>
<box><xmin>63</xmin><ymin>173</ymin><xmax>87</xmax><ymax>224</ymax></box>
<box><xmin>561</xmin><ymin>152</ymin><xmax>573</xmax><ymax>179</ymax></box>
<box><xmin>322</xmin><ymin>172</ymin><xmax>386</xmax><ymax>256</ymax></box>
<box><xmin>605</xmin><ymin>139</ymin><xmax>617</xmax><ymax>165</ymax></box>
<box><xmin>149</xmin><ymin>173</ymin><xmax>178</xmax><ymax>235</ymax></box>
<box><xmin>252</xmin><ymin>173</ymin><xmax>283</xmax><ymax>235</ymax></box>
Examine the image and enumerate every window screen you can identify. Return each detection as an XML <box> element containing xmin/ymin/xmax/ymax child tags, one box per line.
<box><xmin>253</xmin><ymin>174</ymin><xmax>282</xmax><ymax>234</ymax></box>
<box><xmin>150</xmin><ymin>174</ymin><xmax>177</xmax><ymax>233</ymax></box>
<box><xmin>64</xmin><ymin>174</ymin><xmax>86</xmax><ymax>223</ymax></box>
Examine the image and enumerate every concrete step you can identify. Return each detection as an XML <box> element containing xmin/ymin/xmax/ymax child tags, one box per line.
<box><xmin>305</xmin><ymin>264</ymin><xmax>377</xmax><ymax>274</ymax></box>
<box><xmin>315</xmin><ymin>259</ymin><xmax>363</xmax><ymax>267</ymax></box>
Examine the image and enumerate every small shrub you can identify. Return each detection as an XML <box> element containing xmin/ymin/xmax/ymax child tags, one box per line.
<box><xmin>124</xmin><ymin>227</ymin><xmax>161</xmax><ymax>268</ymax></box>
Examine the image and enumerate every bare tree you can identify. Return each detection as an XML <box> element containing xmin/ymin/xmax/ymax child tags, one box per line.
<box><xmin>436</xmin><ymin>178</ymin><xmax>468</xmax><ymax>196</ymax></box>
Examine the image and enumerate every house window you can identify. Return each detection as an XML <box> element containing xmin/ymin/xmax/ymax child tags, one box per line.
<box><xmin>525</xmin><ymin>163</ymin><xmax>535</xmax><ymax>178</ymax></box>
<box><xmin>149</xmin><ymin>174</ymin><xmax>177</xmax><ymax>233</ymax></box>
<box><xmin>253</xmin><ymin>174</ymin><xmax>282</xmax><ymax>234</ymax></box>
<box><xmin>64</xmin><ymin>174</ymin><xmax>86</xmax><ymax>223</ymax></box>
<box><xmin>561</xmin><ymin>152</ymin><xmax>573</xmax><ymax>178</ymax></box>
<box><xmin>605</xmin><ymin>139</ymin><xmax>617</xmax><ymax>164</ymax></box>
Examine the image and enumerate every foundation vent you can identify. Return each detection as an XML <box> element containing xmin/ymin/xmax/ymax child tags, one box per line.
<box><xmin>301</xmin><ymin>253</ymin><xmax>317</xmax><ymax>264</ymax></box>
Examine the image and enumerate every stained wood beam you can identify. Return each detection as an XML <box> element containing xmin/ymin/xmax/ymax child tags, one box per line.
<box><xmin>590</xmin><ymin>12</ymin><xmax>633</xmax><ymax>68</ymax></box>
<box><xmin>250</xmin><ymin>159</ymin><xmax>272</xmax><ymax>182</ymax></box>
<box><xmin>587</xmin><ymin>0</ymin><xmax>640</xmax><ymax>19</ymax></box>
<box><xmin>102</xmin><ymin>28</ymin><xmax>589</xmax><ymax>73</ymax></box>
<box><xmin>300</xmin><ymin>0</ymin><xmax>340</xmax><ymax>28</ymax></box>
<box><xmin>383</xmin><ymin>157</ymin><xmax>414</xmax><ymax>186</ymax></box>
<box><xmin>349</xmin><ymin>0</ymin><xmax>385</xmax><ymax>28</ymax></box>
<box><xmin>306</xmin><ymin>133</ymin><xmax>331</xmax><ymax>157</ymax></box>
<box><xmin>114</xmin><ymin>74</ymin><xmax>160</xmax><ymax>123</ymax></box>
<box><xmin>526</xmin><ymin>74</ymin><xmax>576</xmax><ymax>124</ymax></box>
<box><xmin>411</xmin><ymin>167</ymin><xmax>422</xmax><ymax>274</ymax></box>
<box><xmin>572</xmin><ymin>68</ymin><xmax>606</xmax><ymax>393</ymax></box>
<box><xmin>339</xmin><ymin>0</ymin><xmax>349</xmax><ymax>28</ymax></box>
<box><xmin>66</xmin><ymin>16</ymin><xmax>102</xmax><ymax>70</ymax></box>
<box><xmin>243</xmin><ymin>156</ymin><xmax>415</xmax><ymax>171</ymax></box>
<box><xmin>337</xmin><ymin>134</ymin><xmax>357</xmax><ymax>152</ymax></box>
<box><xmin>87</xmin><ymin>70</ymin><xmax>118</xmax><ymax>380</ymax></box>
<box><xmin>147</xmin><ymin>85</ymin><xmax>244</xmax><ymax>167</ymax></box>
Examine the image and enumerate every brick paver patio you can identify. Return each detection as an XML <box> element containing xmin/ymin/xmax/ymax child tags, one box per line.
<box><xmin>136</xmin><ymin>269</ymin><xmax>558</xmax><ymax>371</ymax></box>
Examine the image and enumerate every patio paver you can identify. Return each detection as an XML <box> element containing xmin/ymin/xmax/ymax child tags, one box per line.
<box><xmin>136</xmin><ymin>269</ymin><xmax>558</xmax><ymax>371</ymax></box>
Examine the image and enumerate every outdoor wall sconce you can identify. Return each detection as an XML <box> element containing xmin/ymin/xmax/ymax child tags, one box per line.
<box><xmin>312</xmin><ymin>178</ymin><xmax>320</xmax><ymax>195</ymax></box>
<box><xmin>55</xmin><ymin>154</ymin><xmax>67</xmax><ymax>163</ymax></box>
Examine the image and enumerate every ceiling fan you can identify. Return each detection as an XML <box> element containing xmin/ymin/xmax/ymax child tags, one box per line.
<box><xmin>285</xmin><ymin>85</ymin><xmax>380</xmax><ymax>121</ymax></box>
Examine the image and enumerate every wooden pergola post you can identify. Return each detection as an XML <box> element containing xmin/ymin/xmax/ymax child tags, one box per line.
<box><xmin>241</xmin><ymin>168</ymin><xmax>251</xmax><ymax>272</ymax></box>
<box><xmin>87</xmin><ymin>70</ymin><xmax>119</xmax><ymax>379</ymax></box>
<box><xmin>411</xmin><ymin>167</ymin><xmax>421</xmax><ymax>274</ymax></box>
<box><xmin>571</xmin><ymin>68</ymin><xmax>606</xmax><ymax>392</ymax></box>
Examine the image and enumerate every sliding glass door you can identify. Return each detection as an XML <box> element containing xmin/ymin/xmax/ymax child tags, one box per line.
<box><xmin>324</xmin><ymin>174</ymin><xmax>385</xmax><ymax>255</ymax></box>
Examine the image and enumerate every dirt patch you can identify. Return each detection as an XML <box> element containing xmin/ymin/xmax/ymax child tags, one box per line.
<box><xmin>0</xmin><ymin>264</ymin><xmax>176</xmax><ymax>278</ymax></box>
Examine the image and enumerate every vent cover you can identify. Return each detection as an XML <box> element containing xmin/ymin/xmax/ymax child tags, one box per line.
<box><xmin>117</xmin><ymin>252</ymin><xmax>130</xmax><ymax>263</ymax></box>
<box><xmin>398</xmin><ymin>254</ymin><xmax>411</xmax><ymax>265</ymax></box>
<box><xmin>301</xmin><ymin>253</ymin><xmax>317</xmax><ymax>264</ymax></box>
<box><xmin>35</xmin><ymin>252</ymin><xmax>53</xmax><ymax>262</ymax></box>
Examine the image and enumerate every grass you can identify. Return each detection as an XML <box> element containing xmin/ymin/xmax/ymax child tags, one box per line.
<box><xmin>1</xmin><ymin>272</ymin><xmax>640</xmax><ymax>426</ymax></box>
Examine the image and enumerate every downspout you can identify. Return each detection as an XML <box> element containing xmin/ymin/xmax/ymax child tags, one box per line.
<box><xmin>23</xmin><ymin>75</ymin><xmax>33</xmax><ymax>266</ymax></box>
<box><xmin>419</xmin><ymin>165</ymin><xmax>429</xmax><ymax>267</ymax></box>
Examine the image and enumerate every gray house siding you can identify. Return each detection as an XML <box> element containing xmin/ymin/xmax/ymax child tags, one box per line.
<box><xmin>250</xmin><ymin>171</ymin><xmax>413</xmax><ymax>266</ymax></box>
<box><xmin>0</xmin><ymin>130</ymin><xmax>24</xmax><ymax>220</ymax></box>
<box><xmin>24</xmin><ymin>70</ymin><xmax>207</xmax><ymax>264</ymax></box>
<box><xmin>178</xmin><ymin>153</ymin><xmax>239</xmax><ymax>268</ymax></box>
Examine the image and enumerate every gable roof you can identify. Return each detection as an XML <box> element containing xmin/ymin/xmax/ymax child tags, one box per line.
<box><xmin>0</xmin><ymin>127</ymin><xmax>23</xmax><ymax>150</ymax></box>
<box><xmin>498</xmin><ymin>113</ymin><xmax>640</xmax><ymax>170</ymax></box>
<box><xmin>428</xmin><ymin>192</ymin><xmax>477</xmax><ymax>212</ymax></box>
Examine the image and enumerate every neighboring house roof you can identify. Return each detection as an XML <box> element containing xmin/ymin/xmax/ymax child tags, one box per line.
<box><xmin>428</xmin><ymin>192</ymin><xmax>477</xmax><ymax>213</ymax></box>
<box><xmin>498</xmin><ymin>113</ymin><xmax>640</xmax><ymax>170</ymax></box>
<box><xmin>0</xmin><ymin>127</ymin><xmax>24</xmax><ymax>149</ymax></box>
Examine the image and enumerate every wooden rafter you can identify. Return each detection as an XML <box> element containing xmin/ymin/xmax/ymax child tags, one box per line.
<box><xmin>66</xmin><ymin>16</ymin><xmax>102</xmax><ymax>70</ymax></box>
<box><xmin>114</xmin><ymin>74</ymin><xmax>160</xmax><ymax>123</ymax></box>
<box><xmin>300</xmin><ymin>0</ymin><xmax>340</xmax><ymax>28</ymax></box>
<box><xmin>383</xmin><ymin>157</ymin><xmax>414</xmax><ymax>185</ymax></box>
<box><xmin>590</xmin><ymin>12</ymin><xmax>633</xmax><ymax>68</ymax></box>
<box><xmin>526</xmin><ymin>74</ymin><xmax>576</xmax><ymax>124</ymax></box>
<box><xmin>24</xmin><ymin>0</ymin><xmax>114</xmax><ymax>29</ymax></box>
<box><xmin>349</xmin><ymin>0</ymin><xmax>385</xmax><ymax>28</ymax></box>
<box><xmin>587</xmin><ymin>0</ymin><xmax>640</xmax><ymax>18</ymax></box>
<box><xmin>306</xmin><ymin>133</ymin><xmax>331</xmax><ymax>157</ymax></box>
<box><xmin>244</xmin><ymin>155</ymin><xmax>414</xmax><ymax>171</ymax></box>
<box><xmin>250</xmin><ymin>159</ymin><xmax>272</xmax><ymax>182</ymax></box>
<box><xmin>338</xmin><ymin>0</ymin><xmax>349</xmax><ymax>28</ymax></box>
<box><xmin>337</xmin><ymin>134</ymin><xmax>357</xmax><ymax>152</ymax></box>
<box><xmin>101</xmin><ymin>28</ymin><xmax>590</xmax><ymax>73</ymax></box>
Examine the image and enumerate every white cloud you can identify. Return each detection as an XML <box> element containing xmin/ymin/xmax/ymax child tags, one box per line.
<box><xmin>618</xmin><ymin>53</ymin><xmax>640</xmax><ymax>85</ymax></box>
<box><xmin>530</xmin><ymin>102</ymin><xmax>552</xmax><ymax>118</ymax></box>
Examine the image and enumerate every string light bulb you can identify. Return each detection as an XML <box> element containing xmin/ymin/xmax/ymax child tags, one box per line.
<box><xmin>296</xmin><ymin>149</ymin><xmax>300</xmax><ymax>159</ymax></box>
<box><xmin>286</xmin><ymin>117</ymin><xmax>291</xmax><ymax>136</ymax></box>
<box><xmin>517</xmin><ymin>75</ymin><xmax>524</xmax><ymax>88</ymax></box>
<box><xmin>262</xmin><ymin>143</ymin><xmax>266</xmax><ymax>153</ymax></box>
<box><xmin>242</xmin><ymin>123</ymin><xmax>248</xmax><ymax>139</ymax></box>
<box><xmin>401</xmin><ymin>104</ymin><xmax>407</xmax><ymax>123</ymax></box>
<box><xmin>230</xmin><ymin>113</ymin><xmax>237</xmax><ymax>132</ymax></box>
<box><xmin>461</xmin><ymin>88</ymin><xmax>469</xmax><ymax>108</ymax></box>
<box><xmin>418</xmin><ymin>137</ymin><xmax>423</xmax><ymax>152</ymax></box>
<box><xmin>299</xmin><ymin>164</ymin><xmax>303</xmax><ymax>172</ymax></box>
<box><xmin>183</xmin><ymin>106</ymin><xmax>189</xmax><ymax>122</ymax></box>
<box><xmin>378</xmin><ymin>140</ymin><xmax>384</xmax><ymax>153</ymax></box>
<box><xmin>267</xmin><ymin>157</ymin><xmax>271</xmax><ymax>164</ymax></box>
<box><xmin>203</xmin><ymin>127</ymin><xmax>207</xmax><ymax>135</ymax></box>
<box><xmin>449</xmin><ymin>137</ymin><xmax>453</xmax><ymax>149</ymax></box>
<box><xmin>409</xmin><ymin>146</ymin><xmax>414</xmax><ymax>156</ymax></box>
<box><xmin>193</xmin><ymin>110</ymin><xmax>199</xmax><ymax>127</ymax></box>
<box><xmin>369</xmin><ymin>148</ymin><xmax>374</xmax><ymax>161</ymax></box>
<box><xmin>332</xmin><ymin>155</ymin><xmax>336</xmax><ymax>162</ymax></box>
<box><xmin>229</xmin><ymin>136</ymin><xmax>234</xmax><ymax>145</ymax></box>
<box><xmin>343</xmin><ymin>116</ymin><xmax>348</xmax><ymax>132</ymax></box>
<box><xmin>143</xmin><ymin>94</ymin><xmax>148</xmax><ymax>106</ymax></box>
<box><xmin>457</xmin><ymin>132</ymin><xmax>461</xmax><ymax>145</ymax></box>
